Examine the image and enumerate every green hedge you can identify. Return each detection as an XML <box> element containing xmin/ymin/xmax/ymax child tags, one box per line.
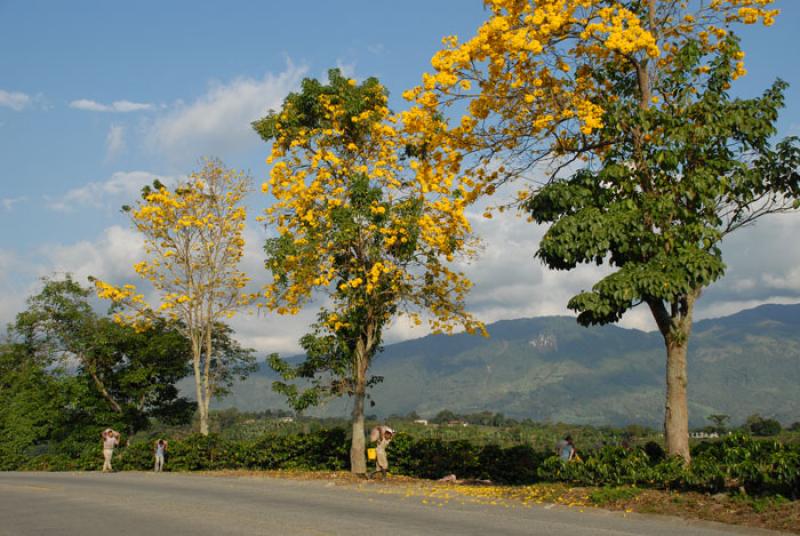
<box><xmin>18</xmin><ymin>429</ymin><xmax>349</xmax><ymax>473</ymax></box>
<box><xmin>537</xmin><ymin>434</ymin><xmax>800</xmax><ymax>497</ymax></box>
<box><xmin>9</xmin><ymin>430</ymin><xmax>800</xmax><ymax>497</ymax></box>
<box><xmin>11</xmin><ymin>430</ymin><xmax>542</xmax><ymax>484</ymax></box>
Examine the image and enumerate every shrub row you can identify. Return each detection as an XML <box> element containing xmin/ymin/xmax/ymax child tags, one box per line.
<box><xmin>538</xmin><ymin>434</ymin><xmax>800</xmax><ymax>497</ymax></box>
<box><xmin>18</xmin><ymin>429</ymin><xmax>349</xmax><ymax>473</ymax></box>
<box><xmin>10</xmin><ymin>431</ymin><xmax>800</xmax><ymax>497</ymax></box>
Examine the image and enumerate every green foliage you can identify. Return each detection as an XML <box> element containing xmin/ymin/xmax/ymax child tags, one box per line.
<box><xmin>2</xmin><ymin>426</ymin><xmax>798</xmax><ymax>498</ymax></box>
<box><xmin>0</xmin><ymin>276</ymin><xmax>202</xmax><ymax>464</ymax></box>
<box><xmin>9</xmin><ymin>275</ymin><xmax>194</xmax><ymax>432</ymax></box>
<box><xmin>746</xmin><ymin>414</ymin><xmax>783</xmax><ymax>437</ymax></box>
<box><xmin>252</xmin><ymin>68</ymin><xmax>384</xmax><ymax>144</ymax></box>
<box><xmin>731</xmin><ymin>492</ymin><xmax>790</xmax><ymax>513</ymax></box>
<box><xmin>525</xmin><ymin>35</ymin><xmax>800</xmax><ymax>331</ymax></box>
<box><xmin>0</xmin><ymin>344</ymin><xmax>69</xmax><ymax>469</ymax></box>
<box><xmin>10</xmin><ymin>430</ymin><xmax>349</xmax><ymax>473</ymax></box>
<box><xmin>268</xmin><ymin>309</ymin><xmax>385</xmax><ymax>413</ymax></box>
<box><xmin>537</xmin><ymin>434</ymin><xmax>800</xmax><ymax>497</ymax></box>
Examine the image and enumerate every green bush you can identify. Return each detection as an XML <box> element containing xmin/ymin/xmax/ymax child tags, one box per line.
<box><xmin>3</xmin><ymin>428</ymin><xmax>797</xmax><ymax>498</ymax></box>
<box><xmin>536</xmin><ymin>434</ymin><xmax>800</xmax><ymax>498</ymax></box>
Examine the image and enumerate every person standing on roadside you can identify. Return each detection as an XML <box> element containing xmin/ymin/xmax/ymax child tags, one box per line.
<box><xmin>153</xmin><ymin>439</ymin><xmax>168</xmax><ymax>472</ymax></box>
<box><xmin>555</xmin><ymin>435</ymin><xmax>576</xmax><ymax>462</ymax></box>
<box><xmin>368</xmin><ymin>425</ymin><xmax>395</xmax><ymax>479</ymax></box>
<box><xmin>101</xmin><ymin>429</ymin><xmax>120</xmax><ymax>473</ymax></box>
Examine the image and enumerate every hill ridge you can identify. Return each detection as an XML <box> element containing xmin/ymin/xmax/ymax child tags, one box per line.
<box><xmin>220</xmin><ymin>302</ymin><xmax>800</xmax><ymax>427</ymax></box>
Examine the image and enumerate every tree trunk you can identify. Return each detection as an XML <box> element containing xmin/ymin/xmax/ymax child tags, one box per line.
<box><xmin>349</xmin><ymin>324</ymin><xmax>374</xmax><ymax>475</ymax></box>
<box><xmin>664</xmin><ymin>336</ymin><xmax>690</xmax><ymax>462</ymax></box>
<box><xmin>191</xmin><ymin>336</ymin><xmax>209</xmax><ymax>436</ymax></box>
<box><xmin>648</xmin><ymin>293</ymin><xmax>697</xmax><ymax>464</ymax></box>
<box><xmin>202</xmin><ymin>323</ymin><xmax>214</xmax><ymax>436</ymax></box>
<box><xmin>198</xmin><ymin>400</ymin><xmax>209</xmax><ymax>436</ymax></box>
<box><xmin>350</xmin><ymin>385</ymin><xmax>367</xmax><ymax>474</ymax></box>
<box><xmin>87</xmin><ymin>366</ymin><xmax>123</xmax><ymax>414</ymax></box>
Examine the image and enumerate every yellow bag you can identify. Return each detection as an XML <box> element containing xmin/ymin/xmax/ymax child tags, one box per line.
<box><xmin>367</xmin><ymin>448</ymin><xmax>377</xmax><ymax>461</ymax></box>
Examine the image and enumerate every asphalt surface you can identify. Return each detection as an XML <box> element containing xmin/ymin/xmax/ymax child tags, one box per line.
<box><xmin>0</xmin><ymin>472</ymin><xmax>782</xmax><ymax>535</ymax></box>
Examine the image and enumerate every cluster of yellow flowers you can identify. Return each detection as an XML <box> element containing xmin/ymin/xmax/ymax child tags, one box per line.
<box><xmin>261</xmin><ymin>78</ymin><xmax>484</xmax><ymax>337</ymax></box>
<box><xmin>582</xmin><ymin>6</ymin><xmax>660</xmax><ymax>58</ymax></box>
<box><xmin>95</xmin><ymin>281</ymin><xmax>143</xmax><ymax>304</ymax></box>
<box><xmin>95</xmin><ymin>160</ymin><xmax>254</xmax><ymax>328</ymax></box>
<box><xmin>402</xmin><ymin>0</ymin><xmax>778</xmax><ymax>210</ymax></box>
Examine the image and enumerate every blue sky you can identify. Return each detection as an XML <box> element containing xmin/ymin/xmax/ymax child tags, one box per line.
<box><xmin>1</xmin><ymin>1</ymin><xmax>799</xmax><ymax>353</ymax></box>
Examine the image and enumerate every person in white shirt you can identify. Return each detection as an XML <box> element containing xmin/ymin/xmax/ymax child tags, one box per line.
<box><xmin>153</xmin><ymin>439</ymin><xmax>168</xmax><ymax>472</ymax></box>
<box><xmin>368</xmin><ymin>425</ymin><xmax>394</xmax><ymax>479</ymax></box>
<box><xmin>101</xmin><ymin>429</ymin><xmax>120</xmax><ymax>473</ymax></box>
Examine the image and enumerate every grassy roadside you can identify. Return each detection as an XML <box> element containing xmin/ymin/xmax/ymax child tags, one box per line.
<box><xmin>200</xmin><ymin>469</ymin><xmax>800</xmax><ymax>533</ymax></box>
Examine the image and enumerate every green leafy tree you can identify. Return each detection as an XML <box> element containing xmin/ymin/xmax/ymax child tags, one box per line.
<box><xmin>0</xmin><ymin>342</ymin><xmax>70</xmax><ymax>468</ymax></box>
<box><xmin>11</xmin><ymin>276</ymin><xmax>196</xmax><ymax>433</ymax></box>
<box><xmin>524</xmin><ymin>41</ymin><xmax>798</xmax><ymax>461</ymax></box>
<box><xmin>707</xmin><ymin>414</ymin><xmax>730</xmax><ymax>433</ymax></box>
<box><xmin>411</xmin><ymin>0</ymin><xmax>798</xmax><ymax>461</ymax></box>
<box><xmin>746</xmin><ymin>414</ymin><xmax>782</xmax><ymax>437</ymax></box>
<box><xmin>432</xmin><ymin>409</ymin><xmax>460</xmax><ymax>424</ymax></box>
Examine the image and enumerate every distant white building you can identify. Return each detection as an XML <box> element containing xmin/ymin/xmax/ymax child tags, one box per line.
<box><xmin>413</xmin><ymin>419</ymin><xmax>429</xmax><ymax>426</ymax></box>
<box><xmin>689</xmin><ymin>431</ymin><xmax>719</xmax><ymax>439</ymax></box>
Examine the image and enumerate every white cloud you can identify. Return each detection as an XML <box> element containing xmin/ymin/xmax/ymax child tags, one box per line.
<box><xmin>699</xmin><ymin>210</ymin><xmax>800</xmax><ymax>316</ymax></box>
<box><xmin>694</xmin><ymin>296</ymin><xmax>800</xmax><ymax>321</ymax></box>
<box><xmin>454</xmin><ymin>200</ymin><xmax>800</xmax><ymax>334</ymax></box>
<box><xmin>458</xmin><ymin>205</ymin><xmax>658</xmax><ymax>329</ymax></box>
<box><xmin>0</xmin><ymin>250</ymin><xmax>32</xmax><ymax>329</ymax></box>
<box><xmin>333</xmin><ymin>59</ymin><xmax>356</xmax><ymax>79</ymax></box>
<box><xmin>0</xmin><ymin>89</ymin><xmax>31</xmax><ymax>111</ymax></box>
<box><xmin>366</xmin><ymin>43</ymin><xmax>385</xmax><ymax>56</ymax></box>
<box><xmin>105</xmin><ymin>125</ymin><xmax>125</xmax><ymax>161</ymax></box>
<box><xmin>70</xmin><ymin>99</ymin><xmax>153</xmax><ymax>113</ymax></box>
<box><xmin>3</xmin><ymin>188</ymin><xmax>799</xmax><ymax>356</ymax></box>
<box><xmin>1</xmin><ymin>196</ymin><xmax>28</xmax><ymax>212</ymax></box>
<box><xmin>38</xmin><ymin>226</ymin><xmax>145</xmax><ymax>285</ymax></box>
<box><xmin>148</xmin><ymin>62</ymin><xmax>307</xmax><ymax>163</ymax></box>
<box><xmin>47</xmin><ymin>171</ymin><xmax>175</xmax><ymax>213</ymax></box>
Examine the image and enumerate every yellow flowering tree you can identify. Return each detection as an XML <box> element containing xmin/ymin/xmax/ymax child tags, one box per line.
<box><xmin>94</xmin><ymin>159</ymin><xmax>255</xmax><ymax>435</ymax></box>
<box><xmin>409</xmin><ymin>0</ymin><xmax>799</xmax><ymax>462</ymax></box>
<box><xmin>253</xmin><ymin>69</ymin><xmax>484</xmax><ymax>473</ymax></box>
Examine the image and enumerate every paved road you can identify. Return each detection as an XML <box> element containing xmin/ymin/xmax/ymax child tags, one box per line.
<box><xmin>0</xmin><ymin>472</ymin><xmax>781</xmax><ymax>535</ymax></box>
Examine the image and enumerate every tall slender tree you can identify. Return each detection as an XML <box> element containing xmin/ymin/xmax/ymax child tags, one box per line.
<box><xmin>6</xmin><ymin>276</ymin><xmax>195</xmax><ymax>437</ymax></box>
<box><xmin>254</xmin><ymin>69</ymin><xmax>484</xmax><ymax>473</ymax></box>
<box><xmin>95</xmin><ymin>159</ymin><xmax>256</xmax><ymax>435</ymax></box>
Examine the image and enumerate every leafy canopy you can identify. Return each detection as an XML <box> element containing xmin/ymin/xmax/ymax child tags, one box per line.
<box><xmin>255</xmin><ymin>69</ymin><xmax>484</xmax><ymax>409</ymax></box>
<box><xmin>405</xmin><ymin>0</ymin><xmax>797</xmax><ymax>328</ymax></box>
<box><xmin>94</xmin><ymin>159</ymin><xmax>253</xmax><ymax>331</ymax></box>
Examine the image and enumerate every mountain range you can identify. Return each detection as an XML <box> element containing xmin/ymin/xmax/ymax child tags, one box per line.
<box><xmin>216</xmin><ymin>303</ymin><xmax>800</xmax><ymax>428</ymax></box>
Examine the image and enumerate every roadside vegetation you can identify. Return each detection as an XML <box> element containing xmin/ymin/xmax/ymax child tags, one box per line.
<box><xmin>2</xmin><ymin>1</ymin><xmax>799</xmax><ymax>533</ymax></box>
<box><xmin>4</xmin><ymin>412</ymin><xmax>798</xmax><ymax>532</ymax></box>
<box><xmin>4</xmin><ymin>409</ymin><xmax>798</xmax><ymax>496</ymax></box>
